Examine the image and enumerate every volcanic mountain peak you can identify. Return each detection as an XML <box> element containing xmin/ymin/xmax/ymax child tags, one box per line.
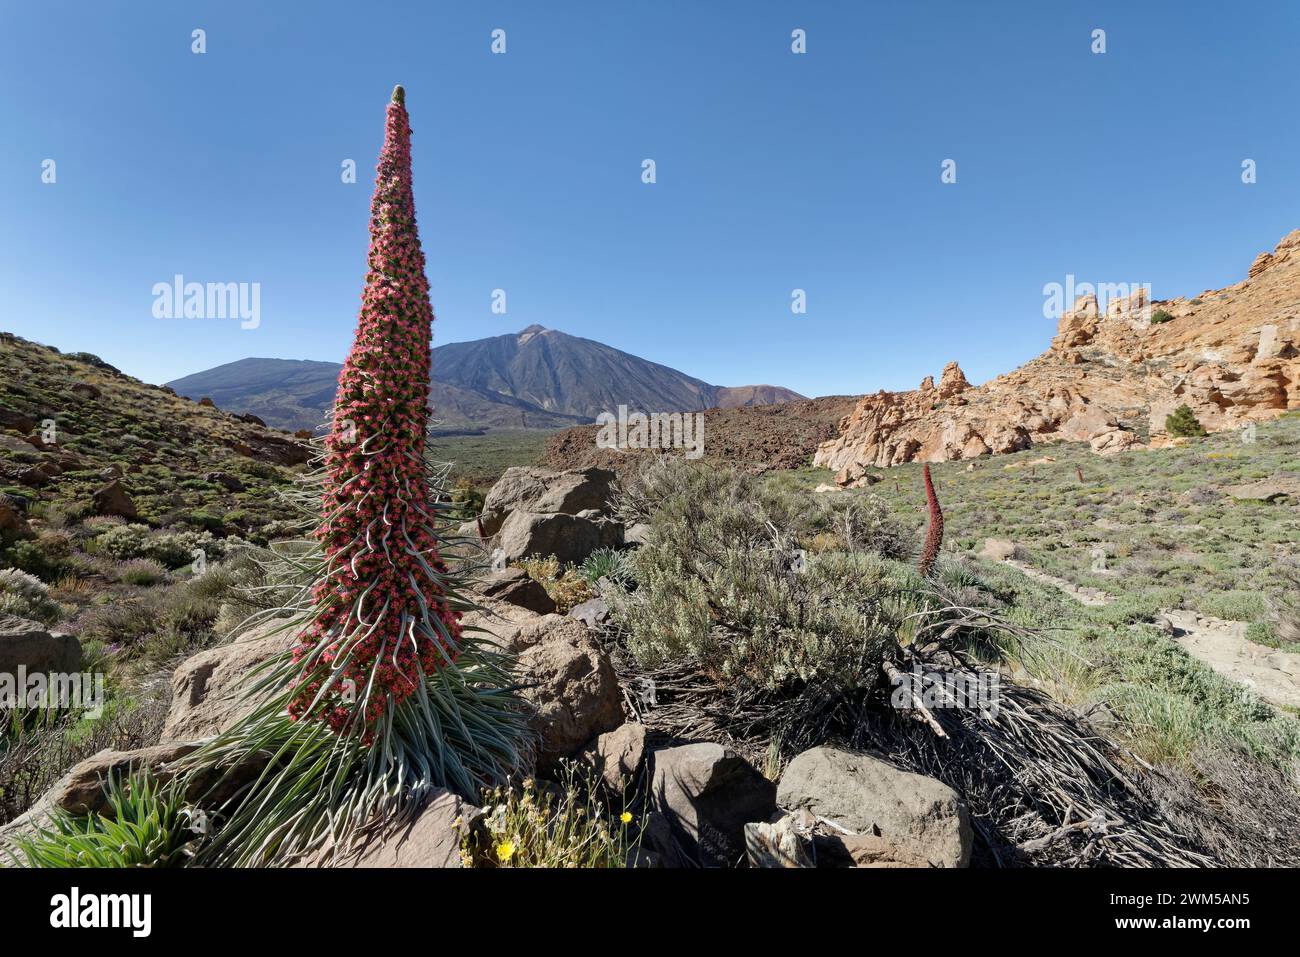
<box><xmin>167</xmin><ymin>326</ymin><xmax>803</xmax><ymax>434</ymax></box>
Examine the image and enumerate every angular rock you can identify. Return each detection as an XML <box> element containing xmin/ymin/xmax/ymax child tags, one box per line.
<box><xmin>0</xmin><ymin>614</ymin><xmax>82</xmax><ymax>678</ymax></box>
<box><xmin>936</xmin><ymin>361</ymin><xmax>970</xmax><ymax>399</ymax></box>
<box><xmin>497</xmin><ymin>510</ymin><xmax>616</xmax><ymax>565</ymax></box>
<box><xmin>479</xmin><ymin>466</ymin><xmax>617</xmax><ymax>537</ymax></box>
<box><xmin>162</xmin><ymin>619</ymin><xmax>299</xmax><ymax>743</ymax></box>
<box><xmin>1223</xmin><ymin>477</ymin><xmax>1300</xmax><ymax>503</ymax></box>
<box><xmin>31</xmin><ymin>742</ymin><xmax>198</xmax><ymax>816</ymax></box>
<box><xmin>460</xmin><ymin>597</ymin><xmax>556</xmax><ymax>654</ymax></box>
<box><xmin>0</xmin><ymin>498</ymin><xmax>32</xmax><ymax>538</ymax></box>
<box><xmin>516</xmin><ymin>622</ymin><xmax>623</xmax><ymax>772</ymax></box>
<box><xmin>777</xmin><ymin>746</ymin><xmax>972</xmax><ymax>867</ymax></box>
<box><xmin>1090</xmin><ymin>426</ymin><xmax>1139</xmax><ymax>456</ymax></box>
<box><xmin>92</xmin><ymin>479</ymin><xmax>137</xmax><ymax>519</ymax></box>
<box><xmin>302</xmin><ymin>789</ymin><xmax>474</xmax><ymax>868</ymax></box>
<box><xmin>204</xmin><ymin>471</ymin><xmax>246</xmax><ymax>492</ymax></box>
<box><xmin>745</xmin><ymin>812</ymin><xmax>814</xmax><ymax>868</ymax></box>
<box><xmin>580</xmin><ymin>721</ymin><xmax>646</xmax><ymax>793</ymax></box>
<box><xmin>0</xmin><ymin>434</ymin><xmax>35</xmax><ymax>454</ymax></box>
<box><xmin>978</xmin><ymin>538</ymin><xmax>1017</xmax><ymax>562</ymax></box>
<box><xmin>569</xmin><ymin>596</ymin><xmax>610</xmax><ymax>630</ymax></box>
<box><xmin>15</xmin><ymin>467</ymin><xmax>50</xmax><ymax>488</ymax></box>
<box><xmin>647</xmin><ymin>743</ymin><xmax>777</xmax><ymax>867</ymax></box>
<box><xmin>814</xmin><ymin>831</ymin><xmax>935</xmax><ymax>868</ymax></box>
<box><xmin>0</xmin><ymin>407</ymin><xmax>37</xmax><ymax>435</ymax></box>
<box><xmin>813</xmin><ymin>228</ymin><xmax>1300</xmax><ymax>473</ymax></box>
<box><xmin>474</xmin><ymin>567</ymin><xmax>556</xmax><ymax>614</ymax></box>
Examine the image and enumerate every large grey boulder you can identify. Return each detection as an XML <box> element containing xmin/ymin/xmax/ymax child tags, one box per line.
<box><xmin>479</xmin><ymin>467</ymin><xmax>616</xmax><ymax>538</ymax></box>
<box><xmin>0</xmin><ymin>614</ymin><xmax>81</xmax><ymax>678</ymax></box>
<box><xmin>477</xmin><ymin>466</ymin><xmax>623</xmax><ymax>566</ymax></box>
<box><xmin>647</xmin><ymin>743</ymin><xmax>777</xmax><ymax>867</ymax></box>
<box><xmin>496</xmin><ymin>510</ymin><xmax>621</xmax><ymax>565</ymax></box>
<box><xmin>162</xmin><ymin>618</ymin><xmax>299</xmax><ymax>743</ymax></box>
<box><xmin>776</xmin><ymin>746</ymin><xmax>972</xmax><ymax>868</ymax></box>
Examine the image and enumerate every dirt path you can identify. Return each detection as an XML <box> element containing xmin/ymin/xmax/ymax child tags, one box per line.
<box><xmin>998</xmin><ymin>555</ymin><xmax>1300</xmax><ymax>710</ymax></box>
<box><xmin>1004</xmin><ymin>559</ymin><xmax>1112</xmax><ymax>607</ymax></box>
<box><xmin>1158</xmin><ymin>610</ymin><xmax>1300</xmax><ymax>711</ymax></box>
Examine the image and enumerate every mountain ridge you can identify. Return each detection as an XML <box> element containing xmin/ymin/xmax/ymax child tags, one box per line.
<box><xmin>166</xmin><ymin>326</ymin><xmax>803</xmax><ymax>433</ymax></box>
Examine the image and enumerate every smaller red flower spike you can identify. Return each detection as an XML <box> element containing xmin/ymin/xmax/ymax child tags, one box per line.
<box><xmin>917</xmin><ymin>463</ymin><xmax>944</xmax><ymax>578</ymax></box>
<box><xmin>289</xmin><ymin>88</ymin><xmax>459</xmax><ymax>730</ymax></box>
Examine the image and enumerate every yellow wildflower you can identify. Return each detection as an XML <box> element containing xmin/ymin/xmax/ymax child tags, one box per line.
<box><xmin>496</xmin><ymin>840</ymin><xmax>516</xmax><ymax>863</ymax></box>
<box><xmin>620</xmin><ymin>811</ymin><xmax>633</xmax><ymax>825</ymax></box>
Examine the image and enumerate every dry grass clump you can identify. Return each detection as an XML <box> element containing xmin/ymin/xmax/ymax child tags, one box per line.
<box><xmin>516</xmin><ymin>555</ymin><xmax>593</xmax><ymax>613</ymax></box>
<box><xmin>460</xmin><ymin>766</ymin><xmax>639</xmax><ymax>868</ymax></box>
<box><xmin>1140</xmin><ymin>746</ymin><xmax>1300</xmax><ymax>867</ymax></box>
<box><xmin>0</xmin><ymin>696</ymin><xmax>168</xmax><ymax>826</ymax></box>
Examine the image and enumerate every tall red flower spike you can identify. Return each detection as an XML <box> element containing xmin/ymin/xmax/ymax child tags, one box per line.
<box><xmin>291</xmin><ymin>85</ymin><xmax>460</xmax><ymax>729</ymax></box>
<box><xmin>917</xmin><ymin>463</ymin><xmax>944</xmax><ymax>578</ymax></box>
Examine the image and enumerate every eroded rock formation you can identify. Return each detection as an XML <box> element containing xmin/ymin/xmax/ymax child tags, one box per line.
<box><xmin>816</xmin><ymin>229</ymin><xmax>1300</xmax><ymax>479</ymax></box>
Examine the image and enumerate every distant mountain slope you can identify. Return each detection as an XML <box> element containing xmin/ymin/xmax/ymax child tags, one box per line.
<box><xmin>714</xmin><ymin>384</ymin><xmax>805</xmax><ymax>408</ymax></box>
<box><xmin>159</xmin><ymin>358</ymin><xmax>344</xmax><ymax>434</ymax></box>
<box><xmin>166</xmin><ymin>325</ymin><xmax>804</xmax><ymax>433</ymax></box>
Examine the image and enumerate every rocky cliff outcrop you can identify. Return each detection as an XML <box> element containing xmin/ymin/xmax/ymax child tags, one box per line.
<box><xmin>816</xmin><ymin>229</ymin><xmax>1300</xmax><ymax>478</ymax></box>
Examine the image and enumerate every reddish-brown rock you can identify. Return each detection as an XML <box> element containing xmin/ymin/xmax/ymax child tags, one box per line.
<box><xmin>816</xmin><ymin>228</ymin><xmax>1300</xmax><ymax>478</ymax></box>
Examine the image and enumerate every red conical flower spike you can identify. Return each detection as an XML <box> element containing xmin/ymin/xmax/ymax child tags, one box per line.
<box><xmin>291</xmin><ymin>85</ymin><xmax>459</xmax><ymax>729</ymax></box>
<box><xmin>917</xmin><ymin>463</ymin><xmax>944</xmax><ymax>578</ymax></box>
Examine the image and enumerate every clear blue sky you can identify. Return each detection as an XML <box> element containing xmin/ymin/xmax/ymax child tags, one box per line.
<box><xmin>2</xmin><ymin>1</ymin><xmax>1297</xmax><ymax>397</ymax></box>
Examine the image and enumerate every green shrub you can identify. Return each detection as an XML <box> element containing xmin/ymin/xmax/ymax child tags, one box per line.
<box><xmin>517</xmin><ymin>556</ymin><xmax>593</xmax><ymax>613</ymax></box>
<box><xmin>8</xmin><ymin>773</ymin><xmax>199</xmax><ymax>867</ymax></box>
<box><xmin>183</xmin><ymin>511</ymin><xmax>224</xmax><ymax>533</ymax></box>
<box><xmin>451</xmin><ymin>478</ymin><xmax>485</xmax><ymax>519</ymax></box>
<box><xmin>92</xmin><ymin>523</ymin><xmax>152</xmax><ymax>560</ymax></box>
<box><xmin>92</xmin><ymin>524</ymin><xmax>234</xmax><ymax>570</ymax></box>
<box><xmin>0</xmin><ymin>568</ymin><xmax>64</xmax><ymax>624</ymax></box>
<box><xmin>117</xmin><ymin>558</ymin><xmax>168</xmax><ymax>587</ymax></box>
<box><xmin>2</xmin><ymin>532</ymin><xmax>75</xmax><ymax>581</ymax></box>
<box><xmin>579</xmin><ymin>547</ymin><xmax>633</xmax><ymax>587</ymax></box>
<box><xmin>77</xmin><ymin>571</ymin><xmax>234</xmax><ymax>665</ymax></box>
<box><xmin>1150</xmin><ymin>308</ymin><xmax>1175</xmax><ymax>324</ymax></box>
<box><xmin>607</xmin><ymin>459</ymin><xmax>903</xmax><ymax>686</ymax></box>
<box><xmin>0</xmin><ymin>696</ymin><xmax>167</xmax><ymax>826</ymax></box>
<box><xmin>1165</xmin><ymin>405</ymin><xmax>1207</xmax><ymax>438</ymax></box>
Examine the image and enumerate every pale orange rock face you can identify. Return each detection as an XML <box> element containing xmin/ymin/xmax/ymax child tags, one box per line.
<box><xmin>815</xmin><ymin>230</ymin><xmax>1300</xmax><ymax>477</ymax></box>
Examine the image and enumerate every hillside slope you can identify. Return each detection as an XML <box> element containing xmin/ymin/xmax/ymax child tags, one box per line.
<box><xmin>540</xmin><ymin>394</ymin><xmax>859</xmax><ymax>474</ymax></box>
<box><xmin>0</xmin><ymin>332</ymin><xmax>307</xmax><ymax>535</ymax></box>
